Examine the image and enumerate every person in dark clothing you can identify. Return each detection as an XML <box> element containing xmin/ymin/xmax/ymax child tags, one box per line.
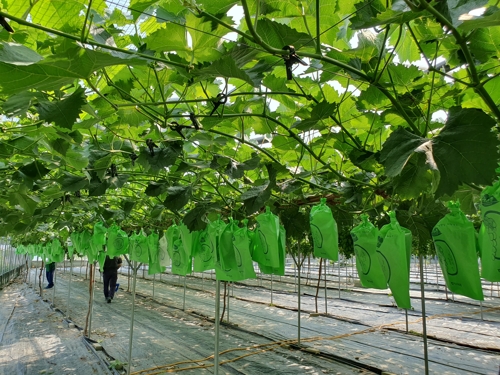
<box><xmin>102</xmin><ymin>256</ymin><xmax>122</xmax><ymax>303</ymax></box>
<box><xmin>45</xmin><ymin>262</ymin><xmax>56</xmax><ymax>289</ymax></box>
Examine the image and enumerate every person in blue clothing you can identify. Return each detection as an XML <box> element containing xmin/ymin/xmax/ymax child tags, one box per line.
<box><xmin>45</xmin><ymin>262</ymin><xmax>56</xmax><ymax>289</ymax></box>
<box><xmin>102</xmin><ymin>256</ymin><xmax>122</xmax><ymax>303</ymax></box>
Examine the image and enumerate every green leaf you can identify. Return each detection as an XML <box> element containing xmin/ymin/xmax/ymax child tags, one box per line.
<box><xmin>0</xmin><ymin>42</ymin><xmax>43</xmax><ymax>65</ymax></box>
<box><xmin>37</xmin><ymin>87</ymin><xmax>87</xmax><ymax>129</ymax></box>
<box><xmin>58</xmin><ymin>172</ymin><xmax>89</xmax><ymax>192</ymax></box>
<box><xmin>432</xmin><ymin>107</ymin><xmax>498</xmax><ymax>196</ymax></box>
<box><xmin>121</xmin><ymin>199</ymin><xmax>135</xmax><ymax>216</ymax></box>
<box><xmin>392</xmin><ymin>153</ymin><xmax>432</xmax><ymax>199</ymax></box>
<box><xmin>19</xmin><ymin>161</ymin><xmax>51</xmax><ymax>180</ymax></box>
<box><xmin>144</xmin><ymin>23</ymin><xmax>189</xmax><ymax>53</ymax></box>
<box><xmin>182</xmin><ymin>204</ymin><xmax>208</xmax><ymax>232</ymax></box>
<box><xmin>202</xmin><ymin>0</ymin><xmax>238</xmax><ymax>14</ymax></box>
<box><xmin>255</xmin><ymin>19</ymin><xmax>314</xmax><ymax>49</ymax></box>
<box><xmin>163</xmin><ymin>185</ymin><xmax>192</xmax><ymax>211</ymax></box>
<box><xmin>350</xmin><ymin>0</ymin><xmax>386</xmax><ymax>29</ymax></box>
<box><xmin>48</xmin><ymin>138</ymin><xmax>70</xmax><ymax>156</ymax></box>
<box><xmin>10</xmin><ymin>192</ymin><xmax>37</xmax><ymax>215</ymax></box>
<box><xmin>469</xmin><ymin>27</ymin><xmax>500</xmax><ymax>63</ymax></box>
<box><xmin>150</xmin><ymin>205</ymin><xmax>165</xmax><ymax>220</ymax></box>
<box><xmin>63</xmin><ymin>149</ymin><xmax>89</xmax><ymax>170</ymax></box>
<box><xmin>106</xmin><ymin>174</ymin><xmax>129</xmax><ymax>189</ymax></box>
<box><xmin>2</xmin><ymin>92</ymin><xmax>45</xmax><ymax>117</ymax></box>
<box><xmin>88</xmin><ymin>178</ymin><xmax>109</xmax><ymax>196</ymax></box>
<box><xmin>193</xmin><ymin>55</ymin><xmax>263</xmax><ymax>86</ymax></box>
<box><xmin>280</xmin><ymin>179</ymin><xmax>303</xmax><ymax>194</ymax></box>
<box><xmin>129</xmin><ymin>0</ymin><xmax>159</xmax><ymax>21</ymax></box>
<box><xmin>93</xmin><ymin>154</ymin><xmax>113</xmax><ymax>181</ymax></box>
<box><xmin>144</xmin><ymin>181</ymin><xmax>168</xmax><ymax>197</ymax></box>
<box><xmin>459</xmin><ymin>10</ymin><xmax>500</xmax><ymax>32</ymax></box>
<box><xmin>241</xmin><ymin>183</ymin><xmax>271</xmax><ymax>215</ymax></box>
<box><xmin>137</xmin><ymin>141</ymin><xmax>183</xmax><ymax>172</ymax></box>
<box><xmin>379</xmin><ymin>127</ymin><xmax>426</xmax><ymax>177</ymax></box>
<box><xmin>292</xmin><ymin>101</ymin><xmax>336</xmax><ymax>131</ymax></box>
<box><xmin>31</xmin><ymin>0</ymin><xmax>86</xmax><ymax>29</ymax></box>
<box><xmin>381</xmin><ymin>107</ymin><xmax>499</xmax><ymax>197</ymax></box>
<box><xmin>0</xmin><ymin>46</ymin><xmax>147</xmax><ymax>95</ymax></box>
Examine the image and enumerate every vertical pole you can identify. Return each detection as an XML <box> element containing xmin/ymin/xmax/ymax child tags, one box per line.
<box><xmin>127</xmin><ymin>261</ymin><xmax>138</xmax><ymax>375</ymax></box>
<box><xmin>52</xmin><ymin>263</ymin><xmax>56</xmax><ymax>306</ymax></box>
<box><xmin>67</xmin><ymin>257</ymin><xmax>73</xmax><ymax>319</ymax></box>
<box><xmin>324</xmin><ymin>261</ymin><xmax>328</xmax><ymax>314</ymax></box>
<box><xmin>419</xmin><ymin>255</ymin><xmax>429</xmax><ymax>375</ymax></box>
<box><xmin>227</xmin><ymin>283</ymin><xmax>230</xmax><ymax>323</ymax></box>
<box><xmin>294</xmin><ymin>265</ymin><xmax>297</xmax><ymax>293</ymax></box>
<box><xmin>405</xmin><ymin>309</ymin><xmax>408</xmax><ymax>333</ymax></box>
<box><xmin>298</xmin><ymin>251</ymin><xmax>301</xmax><ymax>345</ymax></box>
<box><xmin>338</xmin><ymin>260</ymin><xmax>341</xmax><ymax>299</ymax></box>
<box><xmin>183</xmin><ymin>275</ymin><xmax>187</xmax><ymax>311</ymax></box>
<box><xmin>127</xmin><ymin>264</ymin><xmax>131</xmax><ymax>292</ymax></box>
<box><xmin>88</xmin><ymin>262</ymin><xmax>96</xmax><ymax>339</ymax></box>
<box><xmin>271</xmin><ymin>274</ymin><xmax>273</xmax><ymax>305</ymax></box>
<box><xmin>214</xmin><ymin>280</ymin><xmax>221</xmax><ymax>375</ymax></box>
<box><xmin>153</xmin><ymin>273</ymin><xmax>155</xmax><ymax>299</ymax></box>
<box><xmin>27</xmin><ymin>256</ymin><xmax>31</xmax><ymax>285</ymax></box>
<box><xmin>435</xmin><ymin>260</ymin><xmax>439</xmax><ymax>291</ymax></box>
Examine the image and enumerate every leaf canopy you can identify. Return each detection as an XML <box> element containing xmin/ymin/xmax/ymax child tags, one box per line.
<box><xmin>0</xmin><ymin>0</ymin><xmax>499</xmax><ymax>255</ymax></box>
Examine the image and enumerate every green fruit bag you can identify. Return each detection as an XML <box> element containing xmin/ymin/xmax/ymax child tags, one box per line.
<box><xmin>193</xmin><ymin>227</ymin><xmax>216</xmax><ymax>272</ymax></box>
<box><xmin>432</xmin><ymin>202</ymin><xmax>484</xmax><ymax>300</ymax></box>
<box><xmin>215</xmin><ymin>219</ymin><xmax>242</xmax><ymax>281</ymax></box>
<box><xmin>167</xmin><ymin>224</ymin><xmax>192</xmax><ymax>276</ymax></box>
<box><xmin>106</xmin><ymin>224</ymin><xmax>129</xmax><ymax>257</ymax></box>
<box><xmin>129</xmin><ymin>230</ymin><xmax>149</xmax><ymax>264</ymax></box>
<box><xmin>350</xmin><ymin>215</ymin><xmax>387</xmax><ymax>289</ymax></box>
<box><xmin>310</xmin><ymin>198</ymin><xmax>339</xmax><ymax>261</ymax></box>
<box><xmin>258</xmin><ymin>224</ymin><xmax>286</xmax><ymax>276</ymax></box>
<box><xmin>377</xmin><ymin>212</ymin><xmax>411</xmax><ymax>309</ymax></box>
<box><xmin>252</xmin><ymin>206</ymin><xmax>280</xmax><ymax>268</ymax></box>
<box><xmin>148</xmin><ymin>232</ymin><xmax>164</xmax><ymax>275</ymax></box>
<box><xmin>479</xmin><ymin>182</ymin><xmax>500</xmax><ymax>282</ymax></box>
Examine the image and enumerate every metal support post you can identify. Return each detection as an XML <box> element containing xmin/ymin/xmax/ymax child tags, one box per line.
<box><xmin>127</xmin><ymin>261</ymin><xmax>139</xmax><ymax>375</ymax></box>
<box><xmin>419</xmin><ymin>255</ymin><xmax>429</xmax><ymax>375</ymax></box>
<box><xmin>214</xmin><ymin>280</ymin><xmax>221</xmax><ymax>375</ymax></box>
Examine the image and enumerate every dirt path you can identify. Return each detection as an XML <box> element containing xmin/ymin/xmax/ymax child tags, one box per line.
<box><xmin>0</xmin><ymin>279</ymin><xmax>112</xmax><ymax>375</ymax></box>
<box><xmin>19</xmin><ymin>264</ymin><xmax>500</xmax><ymax>375</ymax></box>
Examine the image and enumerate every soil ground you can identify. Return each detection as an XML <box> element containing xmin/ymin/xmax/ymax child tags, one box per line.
<box><xmin>1</xmin><ymin>259</ymin><xmax>499</xmax><ymax>375</ymax></box>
